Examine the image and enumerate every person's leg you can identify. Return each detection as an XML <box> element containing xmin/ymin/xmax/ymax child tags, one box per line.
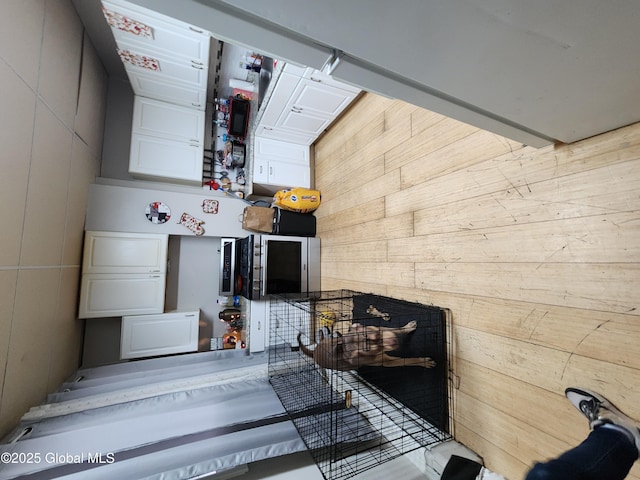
<box><xmin>526</xmin><ymin>426</ymin><xmax>637</xmax><ymax>480</ymax></box>
<box><xmin>526</xmin><ymin>387</ymin><xmax>640</xmax><ymax>480</ymax></box>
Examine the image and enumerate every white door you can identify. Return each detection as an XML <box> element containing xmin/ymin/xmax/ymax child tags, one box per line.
<box><xmin>120</xmin><ymin>311</ymin><xmax>200</xmax><ymax>359</ymax></box>
<box><xmin>82</xmin><ymin>231</ymin><xmax>168</xmax><ymax>274</ymax></box>
<box><xmin>129</xmin><ymin>133</ymin><xmax>203</xmax><ymax>184</ymax></box>
<box><xmin>78</xmin><ymin>273</ymin><xmax>166</xmax><ymax>319</ymax></box>
<box><xmin>132</xmin><ymin>97</ymin><xmax>205</xmax><ymax>143</ymax></box>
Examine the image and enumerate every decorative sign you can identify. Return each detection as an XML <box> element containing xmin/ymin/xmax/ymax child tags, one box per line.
<box><xmin>102</xmin><ymin>6</ymin><xmax>154</xmax><ymax>39</ymax></box>
<box><xmin>118</xmin><ymin>49</ymin><xmax>160</xmax><ymax>71</ymax></box>
<box><xmin>145</xmin><ymin>202</ymin><xmax>171</xmax><ymax>224</ymax></box>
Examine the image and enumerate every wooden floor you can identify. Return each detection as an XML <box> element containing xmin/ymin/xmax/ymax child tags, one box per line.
<box><xmin>313</xmin><ymin>93</ymin><xmax>640</xmax><ymax>479</ymax></box>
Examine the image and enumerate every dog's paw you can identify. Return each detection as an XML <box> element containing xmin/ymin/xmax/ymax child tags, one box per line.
<box><xmin>402</xmin><ymin>320</ymin><xmax>417</xmax><ymax>333</ymax></box>
<box><xmin>421</xmin><ymin>357</ymin><xmax>436</xmax><ymax>368</ymax></box>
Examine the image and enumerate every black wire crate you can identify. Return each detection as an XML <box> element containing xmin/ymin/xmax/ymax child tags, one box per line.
<box><xmin>268</xmin><ymin>290</ymin><xmax>451</xmax><ymax>480</ymax></box>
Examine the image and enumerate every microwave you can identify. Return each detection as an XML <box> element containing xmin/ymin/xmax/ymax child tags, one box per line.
<box><xmin>228</xmin><ymin>97</ymin><xmax>250</xmax><ymax>138</ymax></box>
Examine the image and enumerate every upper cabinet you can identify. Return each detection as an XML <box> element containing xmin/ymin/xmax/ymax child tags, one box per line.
<box><xmin>256</xmin><ymin>64</ymin><xmax>360</xmax><ymax>146</ymax></box>
<box><xmin>102</xmin><ymin>0</ymin><xmax>211</xmax><ymax>109</ymax></box>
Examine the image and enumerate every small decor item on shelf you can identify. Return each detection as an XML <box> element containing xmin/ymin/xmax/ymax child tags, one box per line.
<box><xmin>202</xmin><ymin>199</ymin><xmax>219</xmax><ymax>214</ymax></box>
<box><xmin>178</xmin><ymin>212</ymin><xmax>205</xmax><ymax>236</ymax></box>
<box><xmin>145</xmin><ymin>201</ymin><xmax>171</xmax><ymax>224</ymax></box>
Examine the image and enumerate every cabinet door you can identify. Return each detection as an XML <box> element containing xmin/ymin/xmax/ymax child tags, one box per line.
<box><xmin>120</xmin><ymin>311</ymin><xmax>199</xmax><ymax>359</ymax></box>
<box><xmin>248</xmin><ymin>301</ymin><xmax>267</xmax><ymax>353</ymax></box>
<box><xmin>132</xmin><ymin>97</ymin><xmax>205</xmax><ymax>143</ymax></box>
<box><xmin>129</xmin><ymin>133</ymin><xmax>203</xmax><ymax>185</ymax></box>
<box><xmin>254</xmin><ymin>125</ymin><xmax>315</xmax><ymax>145</ymax></box>
<box><xmin>120</xmin><ymin>41</ymin><xmax>209</xmax><ymax>90</ymax></box>
<box><xmin>83</xmin><ymin>231</ymin><xmax>168</xmax><ymax>274</ymax></box>
<box><xmin>288</xmin><ymin>78</ymin><xmax>358</xmax><ymax>117</ymax></box>
<box><xmin>276</xmin><ymin>107</ymin><xmax>331</xmax><ymax>138</ymax></box>
<box><xmin>103</xmin><ymin>1</ymin><xmax>210</xmax><ymax>65</ymax></box>
<box><xmin>258</xmin><ymin>72</ymin><xmax>300</xmax><ymax>128</ymax></box>
<box><xmin>78</xmin><ymin>273</ymin><xmax>166</xmax><ymax>319</ymax></box>
<box><xmin>254</xmin><ymin>137</ymin><xmax>309</xmax><ymax>166</ymax></box>
<box><xmin>268</xmin><ymin>160</ymin><xmax>311</xmax><ymax>188</ymax></box>
<box><xmin>128</xmin><ymin>72</ymin><xmax>206</xmax><ymax>109</ymax></box>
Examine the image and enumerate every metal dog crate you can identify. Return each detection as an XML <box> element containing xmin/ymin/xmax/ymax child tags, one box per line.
<box><xmin>268</xmin><ymin>290</ymin><xmax>451</xmax><ymax>480</ymax></box>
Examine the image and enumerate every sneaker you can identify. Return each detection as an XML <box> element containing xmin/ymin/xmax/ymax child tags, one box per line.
<box><xmin>565</xmin><ymin>387</ymin><xmax>640</xmax><ymax>454</ymax></box>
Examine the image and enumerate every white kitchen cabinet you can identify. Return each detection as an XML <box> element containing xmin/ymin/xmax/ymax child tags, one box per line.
<box><xmin>82</xmin><ymin>231</ymin><xmax>168</xmax><ymax>274</ymax></box>
<box><xmin>102</xmin><ymin>1</ymin><xmax>210</xmax><ymax>65</ymax></box>
<box><xmin>120</xmin><ymin>310</ymin><xmax>200</xmax><ymax>359</ymax></box>
<box><xmin>129</xmin><ymin>96</ymin><xmax>204</xmax><ymax>185</ymax></box>
<box><xmin>127</xmin><ymin>71</ymin><xmax>207</xmax><ymax>109</ymax></box>
<box><xmin>248</xmin><ymin>301</ymin><xmax>267</xmax><ymax>353</ymax></box>
<box><xmin>78</xmin><ymin>231</ymin><xmax>169</xmax><ymax>319</ymax></box>
<box><xmin>286</xmin><ymin>77</ymin><xmax>358</xmax><ymax>118</ymax></box>
<box><xmin>253</xmin><ymin>136</ymin><xmax>310</xmax><ymax>189</ymax></box>
<box><xmin>132</xmin><ymin>96</ymin><xmax>204</xmax><ymax>143</ymax></box>
<box><xmin>256</xmin><ymin>66</ymin><xmax>360</xmax><ymax>146</ymax></box>
<box><xmin>102</xmin><ymin>1</ymin><xmax>210</xmax><ymax>109</ymax></box>
<box><xmin>79</xmin><ymin>273</ymin><xmax>166</xmax><ymax>318</ymax></box>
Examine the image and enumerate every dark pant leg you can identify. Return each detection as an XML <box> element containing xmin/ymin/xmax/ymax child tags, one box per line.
<box><xmin>526</xmin><ymin>427</ymin><xmax>638</xmax><ymax>480</ymax></box>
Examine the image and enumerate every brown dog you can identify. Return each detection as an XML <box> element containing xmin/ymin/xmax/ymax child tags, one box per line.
<box><xmin>297</xmin><ymin>320</ymin><xmax>436</xmax><ymax>371</ymax></box>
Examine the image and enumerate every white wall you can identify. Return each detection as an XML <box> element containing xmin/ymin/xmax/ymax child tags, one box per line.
<box><xmin>85</xmin><ymin>181</ymin><xmax>249</xmax><ymax>237</ymax></box>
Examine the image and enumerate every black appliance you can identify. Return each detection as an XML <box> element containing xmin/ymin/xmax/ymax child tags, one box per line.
<box><xmin>228</xmin><ymin>97</ymin><xmax>250</xmax><ymax>138</ymax></box>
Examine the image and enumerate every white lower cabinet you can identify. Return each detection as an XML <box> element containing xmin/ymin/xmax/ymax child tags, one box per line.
<box><xmin>120</xmin><ymin>311</ymin><xmax>200</xmax><ymax>360</ymax></box>
<box><xmin>252</xmin><ymin>136</ymin><xmax>311</xmax><ymax>190</ymax></box>
<box><xmin>79</xmin><ymin>273</ymin><xmax>166</xmax><ymax>319</ymax></box>
<box><xmin>249</xmin><ymin>301</ymin><xmax>268</xmax><ymax>353</ymax></box>
<box><xmin>130</xmin><ymin>134</ymin><xmax>203</xmax><ymax>184</ymax></box>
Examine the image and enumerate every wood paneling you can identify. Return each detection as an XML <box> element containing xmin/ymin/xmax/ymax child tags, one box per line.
<box><xmin>314</xmin><ymin>93</ymin><xmax>640</xmax><ymax>479</ymax></box>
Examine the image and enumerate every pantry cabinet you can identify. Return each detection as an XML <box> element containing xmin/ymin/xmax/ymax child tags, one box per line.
<box><xmin>78</xmin><ymin>231</ymin><xmax>169</xmax><ymax>319</ymax></box>
<box><xmin>129</xmin><ymin>96</ymin><xmax>205</xmax><ymax>185</ymax></box>
<box><xmin>120</xmin><ymin>311</ymin><xmax>200</xmax><ymax>359</ymax></box>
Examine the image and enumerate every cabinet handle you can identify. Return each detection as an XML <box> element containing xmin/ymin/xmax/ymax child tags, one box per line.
<box><xmin>185</xmin><ymin>314</ymin><xmax>196</xmax><ymax>317</ymax></box>
<box><xmin>269</xmin><ymin>166</ymin><xmax>273</xmax><ymax>175</ymax></box>
<box><xmin>264</xmin><ymin>126</ymin><xmax>273</xmax><ymax>131</ymax></box>
<box><xmin>259</xmin><ymin>165</ymin><xmax>263</xmax><ymax>174</ymax></box>
<box><xmin>149</xmin><ymin>275</ymin><xmax>161</xmax><ymax>278</ymax></box>
<box><xmin>149</xmin><ymin>269</ymin><xmax>160</xmax><ymax>273</ymax></box>
<box><xmin>310</xmin><ymin>76</ymin><xmax>322</xmax><ymax>83</ymax></box>
<box><xmin>292</xmin><ymin>106</ymin><xmax>302</xmax><ymax>113</ymax></box>
<box><xmin>189</xmin><ymin>26</ymin><xmax>204</xmax><ymax>34</ymax></box>
<box><xmin>192</xmin><ymin>103</ymin><xmax>201</xmax><ymax>107</ymax></box>
<box><xmin>191</xmin><ymin>64</ymin><xmax>204</xmax><ymax>70</ymax></box>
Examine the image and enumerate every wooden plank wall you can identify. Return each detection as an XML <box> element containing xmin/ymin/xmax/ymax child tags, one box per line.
<box><xmin>313</xmin><ymin>93</ymin><xmax>640</xmax><ymax>479</ymax></box>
